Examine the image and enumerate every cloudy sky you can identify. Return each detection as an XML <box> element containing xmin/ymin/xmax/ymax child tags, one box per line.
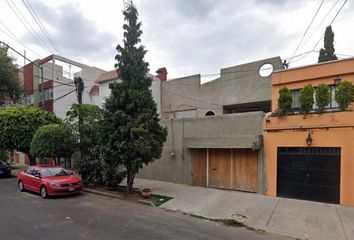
<box><xmin>0</xmin><ymin>0</ymin><xmax>353</xmax><ymax>81</ymax></box>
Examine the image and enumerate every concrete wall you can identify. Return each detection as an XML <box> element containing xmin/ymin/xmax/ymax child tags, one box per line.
<box><xmin>138</xmin><ymin>112</ymin><xmax>265</xmax><ymax>185</ymax></box>
<box><xmin>162</xmin><ymin>57</ymin><xmax>283</xmax><ymax>118</ymax></box>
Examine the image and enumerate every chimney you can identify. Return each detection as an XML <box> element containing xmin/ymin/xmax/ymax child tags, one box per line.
<box><xmin>156</xmin><ymin>67</ymin><xmax>168</xmax><ymax>81</ymax></box>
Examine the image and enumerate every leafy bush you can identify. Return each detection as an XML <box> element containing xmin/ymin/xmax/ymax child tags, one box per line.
<box><xmin>277</xmin><ymin>87</ymin><xmax>292</xmax><ymax>115</ymax></box>
<box><xmin>335</xmin><ymin>80</ymin><xmax>354</xmax><ymax>110</ymax></box>
<box><xmin>75</xmin><ymin>158</ymin><xmax>104</xmax><ymax>187</ymax></box>
<box><xmin>300</xmin><ymin>84</ymin><xmax>314</xmax><ymax>114</ymax></box>
<box><xmin>30</xmin><ymin>124</ymin><xmax>76</xmax><ymax>162</ymax></box>
<box><xmin>315</xmin><ymin>84</ymin><xmax>331</xmax><ymax>112</ymax></box>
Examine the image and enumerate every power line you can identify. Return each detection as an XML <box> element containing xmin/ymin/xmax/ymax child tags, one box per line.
<box><xmin>0</xmin><ymin>21</ymin><xmax>42</xmax><ymax>58</ymax></box>
<box><xmin>298</xmin><ymin>0</ymin><xmax>341</xmax><ymax>55</ymax></box>
<box><xmin>291</xmin><ymin>0</ymin><xmax>325</xmax><ymax>57</ymax></box>
<box><xmin>289</xmin><ymin>0</ymin><xmax>348</xmax><ymax>65</ymax></box>
<box><xmin>21</xmin><ymin>0</ymin><xmax>62</xmax><ymax>56</ymax></box>
<box><xmin>53</xmin><ymin>89</ymin><xmax>76</xmax><ymax>103</ymax></box>
<box><xmin>5</xmin><ymin>0</ymin><xmax>50</xmax><ymax>55</ymax></box>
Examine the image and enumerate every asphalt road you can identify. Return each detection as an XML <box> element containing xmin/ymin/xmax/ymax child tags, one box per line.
<box><xmin>0</xmin><ymin>177</ymin><xmax>293</xmax><ymax>240</ymax></box>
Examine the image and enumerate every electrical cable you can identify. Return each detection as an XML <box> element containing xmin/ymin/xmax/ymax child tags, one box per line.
<box><xmin>21</xmin><ymin>0</ymin><xmax>62</xmax><ymax>56</ymax></box>
<box><xmin>288</xmin><ymin>0</ymin><xmax>348</xmax><ymax>65</ymax></box>
<box><xmin>5</xmin><ymin>0</ymin><xmax>50</xmax><ymax>55</ymax></box>
<box><xmin>300</xmin><ymin>0</ymin><xmax>341</xmax><ymax>51</ymax></box>
<box><xmin>291</xmin><ymin>0</ymin><xmax>325</xmax><ymax>57</ymax></box>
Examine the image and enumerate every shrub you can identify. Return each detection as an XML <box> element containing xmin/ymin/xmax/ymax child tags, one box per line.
<box><xmin>335</xmin><ymin>80</ymin><xmax>354</xmax><ymax>110</ymax></box>
<box><xmin>277</xmin><ymin>87</ymin><xmax>292</xmax><ymax>115</ymax></box>
<box><xmin>315</xmin><ymin>84</ymin><xmax>331</xmax><ymax>112</ymax></box>
<box><xmin>300</xmin><ymin>84</ymin><xmax>314</xmax><ymax>114</ymax></box>
<box><xmin>75</xmin><ymin>158</ymin><xmax>104</xmax><ymax>187</ymax></box>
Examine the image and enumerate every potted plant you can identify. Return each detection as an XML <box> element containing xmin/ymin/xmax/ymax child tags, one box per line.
<box><xmin>141</xmin><ymin>188</ymin><xmax>153</xmax><ymax>198</ymax></box>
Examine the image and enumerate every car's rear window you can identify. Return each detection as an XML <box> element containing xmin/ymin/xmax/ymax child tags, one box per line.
<box><xmin>41</xmin><ymin>168</ymin><xmax>69</xmax><ymax>177</ymax></box>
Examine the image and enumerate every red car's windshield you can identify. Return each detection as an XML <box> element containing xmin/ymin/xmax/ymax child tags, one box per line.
<box><xmin>41</xmin><ymin>168</ymin><xmax>69</xmax><ymax>177</ymax></box>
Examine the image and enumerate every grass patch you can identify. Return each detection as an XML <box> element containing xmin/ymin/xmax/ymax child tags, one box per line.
<box><xmin>186</xmin><ymin>213</ymin><xmax>254</xmax><ymax>229</ymax></box>
<box><xmin>152</xmin><ymin>194</ymin><xmax>173</xmax><ymax>207</ymax></box>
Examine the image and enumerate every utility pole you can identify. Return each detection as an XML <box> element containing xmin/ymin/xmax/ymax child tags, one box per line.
<box><xmin>74</xmin><ymin>76</ymin><xmax>84</xmax><ymax>160</ymax></box>
<box><xmin>74</xmin><ymin>76</ymin><xmax>84</xmax><ymax>104</ymax></box>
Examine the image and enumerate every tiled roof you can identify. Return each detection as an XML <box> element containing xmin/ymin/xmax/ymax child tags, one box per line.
<box><xmin>95</xmin><ymin>69</ymin><xmax>119</xmax><ymax>84</ymax></box>
<box><xmin>89</xmin><ymin>85</ymin><xmax>99</xmax><ymax>95</ymax></box>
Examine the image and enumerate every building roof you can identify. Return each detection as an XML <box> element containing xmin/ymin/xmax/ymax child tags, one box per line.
<box><xmin>95</xmin><ymin>69</ymin><xmax>119</xmax><ymax>84</ymax></box>
<box><xmin>273</xmin><ymin>56</ymin><xmax>354</xmax><ymax>74</ymax></box>
<box><xmin>89</xmin><ymin>85</ymin><xmax>99</xmax><ymax>95</ymax></box>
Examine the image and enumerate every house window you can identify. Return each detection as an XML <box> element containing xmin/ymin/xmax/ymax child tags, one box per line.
<box><xmin>291</xmin><ymin>89</ymin><xmax>300</xmax><ymax>110</ymax></box>
<box><xmin>330</xmin><ymin>86</ymin><xmax>339</xmax><ymax>109</ymax></box>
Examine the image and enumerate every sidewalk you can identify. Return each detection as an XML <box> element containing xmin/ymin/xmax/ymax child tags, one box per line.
<box><xmin>133</xmin><ymin>178</ymin><xmax>354</xmax><ymax>240</ymax></box>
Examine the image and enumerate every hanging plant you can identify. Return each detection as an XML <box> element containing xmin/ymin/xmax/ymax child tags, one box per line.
<box><xmin>315</xmin><ymin>84</ymin><xmax>330</xmax><ymax>112</ymax></box>
<box><xmin>300</xmin><ymin>84</ymin><xmax>314</xmax><ymax>114</ymax></box>
<box><xmin>335</xmin><ymin>80</ymin><xmax>354</xmax><ymax>111</ymax></box>
<box><xmin>277</xmin><ymin>86</ymin><xmax>292</xmax><ymax>116</ymax></box>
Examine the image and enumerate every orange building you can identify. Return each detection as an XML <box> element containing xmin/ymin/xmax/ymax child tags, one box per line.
<box><xmin>264</xmin><ymin>58</ymin><xmax>354</xmax><ymax>206</ymax></box>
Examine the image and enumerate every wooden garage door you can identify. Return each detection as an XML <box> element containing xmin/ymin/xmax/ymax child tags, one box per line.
<box><xmin>231</xmin><ymin>149</ymin><xmax>258</xmax><ymax>192</ymax></box>
<box><xmin>193</xmin><ymin>149</ymin><xmax>258</xmax><ymax>192</ymax></box>
<box><xmin>209</xmin><ymin>149</ymin><xmax>232</xmax><ymax>189</ymax></box>
<box><xmin>277</xmin><ymin>147</ymin><xmax>340</xmax><ymax>204</ymax></box>
<box><xmin>192</xmin><ymin>149</ymin><xmax>207</xmax><ymax>186</ymax></box>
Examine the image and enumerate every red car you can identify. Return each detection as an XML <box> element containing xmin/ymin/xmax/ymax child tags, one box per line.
<box><xmin>17</xmin><ymin>165</ymin><xmax>83</xmax><ymax>198</ymax></box>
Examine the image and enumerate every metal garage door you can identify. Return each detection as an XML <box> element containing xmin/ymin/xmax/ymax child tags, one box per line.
<box><xmin>277</xmin><ymin>147</ymin><xmax>340</xmax><ymax>204</ymax></box>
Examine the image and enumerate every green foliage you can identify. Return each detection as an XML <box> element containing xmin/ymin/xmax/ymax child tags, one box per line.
<box><xmin>65</xmin><ymin>103</ymin><xmax>103</xmax><ymax>161</ymax></box>
<box><xmin>0</xmin><ymin>45</ymin><xmax>22</xmax><ymax>106</ymax></box>
<box><xmin>318</xmin><ymin>26</ymin><xmax>338</xmax><ymax>63</ymax></box>
<box><xmin>335</xmin><ymin>80</ymin><xmax>354</xmax><ymax>110</ymax></box>
<box><xmin>0</xmin><ymin>105</ymin><xmax>61</xmax><ymax>165</ymax></box>
<box><xmin>277</xmin><ymin>87</ymin><xmax>292</xmax><ymax>115</ymax></box>
<box><xmin>300</xmin><ymin>84</ymin><xmax>314</xmax><ymax>114</ymax></box>
<box><xmin>315</xmin><ymin>84</ymin><xmax>331</xmax><ymax>112</ymax></box>
<box><xmin>66</xmin><ymin>104</ymin><xmax>105</xmax><ymax>184</ymax></box>
<box><xmin>74</xmin><ymin>158</ymin><xmax>104</xmax><ymax>187</ymax></box>
<box><xmin>102</xmin><ymin>3</ymin><xmax>167</xmax><ymax>192</ymax></box>
<box><xmin>30</xmin><ymin>124</ymin><xmax>76</xmax><ymax>161</ymax></box>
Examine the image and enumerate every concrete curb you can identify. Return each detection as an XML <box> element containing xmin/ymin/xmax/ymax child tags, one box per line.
<box><xmin>83</xmin><ymin>188</ymin><xmax>155</xmax><ymax>207</ymax></box>
<box><xmin>83</xmin><ymin>188</ymin><xmax>125</xmax><ymax>200</ymax></box>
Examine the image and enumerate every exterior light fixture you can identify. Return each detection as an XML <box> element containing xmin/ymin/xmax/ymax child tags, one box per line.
<box><xmin>334</xmin><ymin>76</ymin><xmax>341</xmax><ymax>86</ymax></box>
<box><xmin>306</xmin><ymin>133</ymin><xmax>313</xmax><ymax>147</ymax></box>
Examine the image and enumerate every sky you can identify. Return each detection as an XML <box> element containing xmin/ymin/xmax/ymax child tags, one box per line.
<box><xmin>0</xmin><ymin>0</ymin><xmax>353</xmax><ymax>82</ymax></box>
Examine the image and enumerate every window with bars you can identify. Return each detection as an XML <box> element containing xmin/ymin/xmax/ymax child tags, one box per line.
<box><xmin>291</xmin><ymin>85</ymin><xmax>339</xmax><ymax>112</ymax></box>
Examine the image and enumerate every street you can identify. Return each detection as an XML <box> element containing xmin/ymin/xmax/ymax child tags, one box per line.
<box><xmin>0</xmin><ymin>177</ymin><xmax>292</xmax><ymax>240</ymax></box>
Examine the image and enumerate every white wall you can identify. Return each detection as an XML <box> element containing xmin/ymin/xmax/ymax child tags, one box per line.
<box><xmin>95</xmin><ymin>75</ymin><xmax>161</xmax><ymax>115</ymax></box>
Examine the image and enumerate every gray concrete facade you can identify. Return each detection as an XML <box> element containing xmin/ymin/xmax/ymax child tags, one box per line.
<box><xmin>161</xmin><ymin>56</ymin><xmax>283</xmax><ymax>118</ymax></box>
<box><xmin>138</xmin><ymin>57</ymin><xmax>283</xmax><ymax>192</ymax></box>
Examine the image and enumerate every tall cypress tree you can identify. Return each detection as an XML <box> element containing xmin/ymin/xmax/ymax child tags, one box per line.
<box><xmin>102</xmin><ymin>3</ymin><xmax>167</xmax><ymax>193</ymax></box>
<box><xmin>318</xmin><ymin>26</ymin><xmax>338</xmax><ymax>63</ymax></box>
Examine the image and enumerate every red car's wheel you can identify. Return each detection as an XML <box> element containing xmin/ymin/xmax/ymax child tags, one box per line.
<box><xmin>18</xmin><ymin>181</ymin><xmax>24</xmax><ymax>192</ymax></box>
<box><xmin>40</xmin><ymin>186</ymin><xmax>48</xmax><ymax>199</ymax></box>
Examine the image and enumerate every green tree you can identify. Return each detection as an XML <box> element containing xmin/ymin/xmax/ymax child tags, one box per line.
<box><xmin>277</xmin><ymin>87</ymin><xmax>292</xmax><ymax>115</ymax></box>
<box><xmin>0</xmin><ymin>105</ymin><xmax>60</xmax><ymax>165</ymax></box>
<box><xmin>300</xmin><ymin>84</ymin><xmax>314</xmax><ymax>114</ymax></box>
<box><xmin>65</xmin><ymin>103</ymin><xmax>105</xmax><ymax>185</ymax></box>
<box><xmin>335</xmin><ymin>80</ymin><xmax>354</xmax><ymax>110</ymax></box>
<box><xmin>0</xmin><ymin>44</ymin><xmax>22</xmax><ymax>106</ymax></box>
<box><xmin>315</xmin><ymin>84</ymin><xmax>331</xmax><ymax>112</ymax></box>
<box><xmin>30</xmin><ymin>124</ymin><xmax>76</xmax><ymax>165</ymax></box>
<box><xmin>65</xmin><ymin>103</ymin><xmax>103</xmax><ymax>161</ymax></box>
<box><xmin>102</xmin><ymin>3</ymin><xmax>167</xmax><ymax>193</ymax></box>
<box><xmin>318</xmin><ymin>26</ymin><xmax>338</xmax><ymax>63</ymax></box>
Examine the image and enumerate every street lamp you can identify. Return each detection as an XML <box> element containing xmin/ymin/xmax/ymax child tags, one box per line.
<box><xmin>306</xmin><ymin>133</ymin><xmax>313</xmax><ymax>147</ymax></box>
